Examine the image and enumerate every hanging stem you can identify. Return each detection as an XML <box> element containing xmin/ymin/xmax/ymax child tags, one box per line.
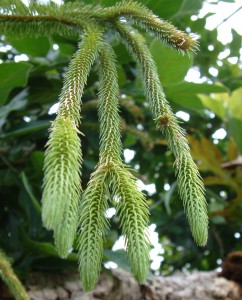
<box><xmin>115</xmin><ymin>22</ymin><xmax>208</xmax><ymax>246</ymax></box>
<box><xmin>42</xmin><ymin>27</ymin><xmax>103</xmax><ymax>258</ymax></box>
<box><xmin>0</xmin><ymin>250</ymin><xmax>30</xmax><ymax>300</ymax></box>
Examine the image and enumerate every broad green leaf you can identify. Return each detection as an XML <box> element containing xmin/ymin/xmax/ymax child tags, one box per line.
<box><xmin>188</xmin><ymin>136</ymin><xmax>224</xmax><ymax>175</ymax></box>
<box><xmin>166</xmin><ymin>82</ymin><xmax>228</xmax><ymax>110</ymax></box>
<box><xmin>199</xmin><ymin>87</ymin><xmax>242</xmax><ymax>120</ymax></box>
<box><xmin>228</xmin><ymin>87</ymin><xmax>242</xmax><ymax>120</ymax></box>
<box><xmin>141</xmin><ymin>0</ymin><xmax>202</xmax><ymax>19</ymax></box>
<box><xmin>27</xmin><ymin>77</ymin><xmax>61</xmax><ymax>105</ymax></box>
<box><xmin>191</xmin><ymin>18</ymin><xmax>206</xmax><ymax>32</ymax></box>
<box><xmin>30</xmin><ymin>151</ymin><xmax>45</xmax><ymax>174</ymax></box>
<box><xmin>124</xmin><ymin>133</ymin><xmax>138</xmax><ymax>147</ymax></box>
<box><xmin>0</xmin><ymin>89</ymin><xmax>28</xmax><ymax>128</ymax></box>
<box><xmin>144</xmin><ymin>0</ymin><xmax>183</xmax><ymax>19</ymax></box>
<box><xmin>199</xmin><ymin>87</ymin><xmax>242</xmax><ymax>151</ymax></box>
<box><xmin>0</xmin><ymin>120</ymin><xmax>50</xmax><ymax>139</ymax></box>
<box><xmin>176</xmin><ymin>0</ymin><xmax>203</xmax><ymax>16</ymax></box>
<box><xmin>150</xmin><ymin>40</ymin><xmax>192</xmax><ymax>85</ymax></box>
<box><xmin>0</xmin><ymin>62</ymin><xmax>32</xmax><ymax>105</ymax></box>
<box><xmin>6</xmin><ymin>36</ymin><xmax>50</xmax><ymax>57</ymax></box>
<box><xmin>228</xmin><ymin>118</ymin><xmax>242</xmax><ymax>153</ymax></box>
<box><xmin>230</xmin><ymin>29</ymin><xmax>242</xmax><ymax>57</ymax></box>
<box><xmin>198</xmin><ymin>93</ymin><xmax>228</xmax><ymax>119</ymax></box>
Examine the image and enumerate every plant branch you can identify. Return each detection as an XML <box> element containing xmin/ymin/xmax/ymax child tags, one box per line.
<box><xmin>115</xmin><ymin>21</ymin><xmax>208</xmax><ymax>246</ymax></box>
<box><xmin>0</xmin><ymin>250</ymin><xmax>30</xmax><ymax>300</ymax></box>
<box><xmin>215</xmin><ymin>6</ymin><xmax>242</xmax><ymax>29</ymax></box>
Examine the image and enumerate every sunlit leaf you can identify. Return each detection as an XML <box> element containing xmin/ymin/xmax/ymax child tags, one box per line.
<box><xmin>166</xmin><ymin>82</ymin><xmax>228</xmax><ymax>110</ymax></box>
<box><xmin>1</xmin><ymin>120</ymin><xmax>50</xmax><ymax>139</ymax></box>
<box><xmin>198</xmin><ymin>93</ymin><xmax>228</xmax><ymax>119</ymax></box>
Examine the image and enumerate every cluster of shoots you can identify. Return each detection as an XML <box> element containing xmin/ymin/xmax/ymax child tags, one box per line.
<box><xmin>0</xmin><ymin>0</ymin><xmax>208</xmax><ymax>292</ymax></box>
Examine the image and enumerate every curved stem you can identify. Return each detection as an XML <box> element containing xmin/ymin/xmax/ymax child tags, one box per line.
<box><xmin>0</xmin><ymin>250</ymin><xmax>30</xmax><ymax>300</ymax></box>
<box><xmin>115</xmin><ymin>21</ymin><xmax>208</xmax><ymax>246</ymax></box>
<box><xmin>97</xmin><ymin>41</ymin><xmax>123</xmax><ymax>165</ymax></box>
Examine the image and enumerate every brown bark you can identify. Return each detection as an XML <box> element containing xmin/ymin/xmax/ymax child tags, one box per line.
<box><xmin>1</xmin><ymin>269</ymin><xmax>236</xmax><ymax>300</ymax></box>
<box><xmin>1</xmin><ymin>268</ymin><xmax>240</xmax><ymax>300</ymax></box>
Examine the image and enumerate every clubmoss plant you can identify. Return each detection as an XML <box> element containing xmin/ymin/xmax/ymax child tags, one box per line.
<box><xmin>0</xmin><ymin>0</ymin><xmax>208</xmax><ymax>292</ymax></box>
<box><xmin>0</xmin><ymin>250</ymin><xmax>30</xmax><ymax>300</ymax></box>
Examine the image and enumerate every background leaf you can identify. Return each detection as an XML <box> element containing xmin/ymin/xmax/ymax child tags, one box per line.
<box><xmin>150</xmin><ymin>39</ymin><xmax>192</xmax><ymax>85</ymax></box>
<box><xmin>6</xmin><ymin>36</ymin><xmax>51</xmax><ymax>57</ymax></box>
<box><xmin>0</xmin><ymin>62</ymin><xmax>32</xmax><ymax>105</ymax></box>
<box><xmin>166</xmin><ymin>82</ymin><xmax>228</xmax><ymax>110</ymax></box>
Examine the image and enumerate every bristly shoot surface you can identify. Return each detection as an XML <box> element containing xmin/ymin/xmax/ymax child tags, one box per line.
<box><xmin>0</xmin><ymin>0</ymin><xmax>208</xmax><ymax>292</ymax></box>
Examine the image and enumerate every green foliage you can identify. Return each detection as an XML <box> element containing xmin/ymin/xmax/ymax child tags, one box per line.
<box><xmin>78</xmin><ymin>168</ymin><xmax>109</xmax><ymax>291</ymax></box>
<box><xmin>112</xmin><ymin>167</ymin><xmax>150</xmax><ymax>282</ymax></box>
<box><xmin>0</xmin><ymin>62</ymin><xmax>32</xmax><ymax>105</ymax></box>
<box><xmin>116</xmin><ymin>22</ymin><xmax>208</xmax><ymax>245</ymax></box>
<box><xmin>200</xmin><ymin>88</ymin><xmax>242</xmax><ymax>153</ymax></box>
<box><xmin>42</xmin><ymin>117</ymin><xmax>81</xmax><ymax>257</ymax></box>
<box><xmin>0</xmin><ymin>249</ymin><xmax>30</xmax><ymax>300</ymax></box>
<box><xmin>78</xmin><ymin>42</ymin><xmax>150</xmax><ymax>290</ymax></box>
<box><xmin>42</xmin><ymin>28</ymin><xmax>102</xmax><ymax>258</ymax></box>
<box><xmin>1</xmin><ymin>0</ymin><xmax>241</xmax><ymax>295</ymax></box>
<box><xmin>97</xmin><ymin>42</ymin><xmax>123</xmax><ymax>165</ymax></box>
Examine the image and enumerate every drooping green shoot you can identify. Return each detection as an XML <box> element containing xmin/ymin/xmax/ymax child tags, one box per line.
<box><xmin>0</xmin><ymin>249</ymin><xmax>30</xmax><ymax>300</ymax></box>
<box><xmin>78</xmin><ymin>168</ymin><xmax>109</xmax><ymax>291</ymax></box>
<box><xmin>78</xmin><ymin>42</ymin><xmax>121</xmax><ymax>291</ymax></box>
<box><xmin>112</xmin><ymin>166</ymin><xmax>150</xmax><ymax>283</ymax></box>
<box><xmin>42</xmin><ymin>117</ymin><xmax>81</xmax><ymax>231</ymax></box>
<box><xmin>97</xmin><ymin>42</ymin><xmax>150</xmax><ymax>283</ymax></box>
<box><xmin>78</xmin><ymin>42</ymin><xmax>150</xmax><ymax>290</ymax></box>
<box><xmin>57</xmin><ymin>27</ymin><xmax>103</xmax><ymax>124</ymax></box>
<box><xmin>97</xmin><ymin>42</ymin><xmax>123</xmax><ymax>166</ymax></box>
<box><xmin>42</xmin><ymin>27</ymin><xmax>103</xmax><ymax>258</ymax></box>
<box><xmin>116</xmin><ymin>22</ymin><xmax>208</xmax><ymax>246</ymax></box>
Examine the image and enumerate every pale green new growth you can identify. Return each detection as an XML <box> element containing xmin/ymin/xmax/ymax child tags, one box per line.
<box><xmin>78</xmin><ymin>42</ymin><xmax>150</xmax><ymax>290</ymax></box>
<box><xmin>78</xmin><ymin>168</ymin><xmax>109</xmax><ymax>291</ymax></box>
<box><xmin>0</xmin><ymin>249</ymin><xmax>30</xmax><ymax>300</ymax></box>
<box><xmin>97</xmin><ymin>43</ymin><xmax>123</xmax><ymax>165</ymax></box>
<box><xmin>112</xmin><ymin>167</ymin><xmax>150</xmax><ymax>282</ymax></box>
<box><xmin>1</xmin><ymin>0</ymin><xmax>209</xmax><ymax>291</ymax></box>
<box><xmin>42</xmin><ymin>117</ymin><xmax>81</xmax><ymax>230</ymax></box>
<box><xmin>116</xmin><ymin>22</ymin><xmax>208</xmax><ymax>246</ymax></box>
<box><xmin>58</xmin><ymin>27</ymin><xmax>103</xmax><ymax>124</ymax></box>
<box><xmin>42</xmin><ymin>28</ymin><xmax>102</xmax><ymax>257</ymax></box>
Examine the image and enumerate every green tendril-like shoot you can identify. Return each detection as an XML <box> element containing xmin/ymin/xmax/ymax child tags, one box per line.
<box><xmin>0</xmin><ymin>0</ymin><xmax>208</xmax><ymax>291</ymax></box>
